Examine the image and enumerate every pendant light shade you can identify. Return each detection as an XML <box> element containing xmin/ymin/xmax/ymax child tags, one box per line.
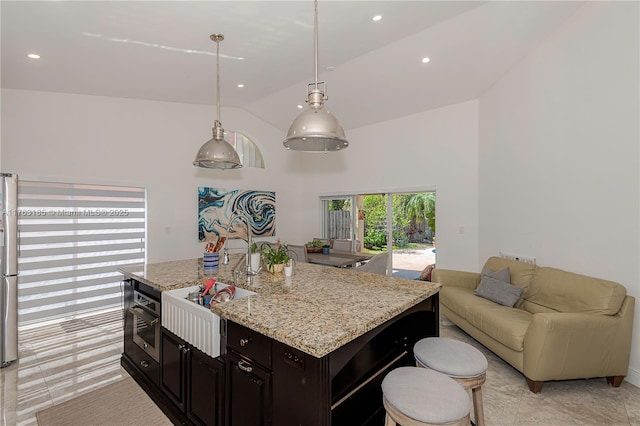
<box><xmin>283</xmin><ymin>0</ymin><xmax>349</xmax><ymax>152</ymax></box>
<box><xmin>194</xmin><ymin>34</ymin><xmax>242</xmax><ymax>169</ymax></box>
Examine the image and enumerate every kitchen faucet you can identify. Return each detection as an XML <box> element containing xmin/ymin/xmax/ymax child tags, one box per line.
<box><xmin>221</xmin><ymin>211</ymin><xmax>258</xmax><ymax>280</ymax></box>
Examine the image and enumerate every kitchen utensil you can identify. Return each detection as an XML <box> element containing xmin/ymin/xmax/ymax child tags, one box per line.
<box><xmin>187</xmin><ymin>291</ymin><xmax>201</xmax><ymax>303</ymax></box>
<box><xmin>202</xmin><ymin>278</ymin><xmax>216</xmax><ymax>297</ymax></box>
<box><xmin>214</xmin><ymin>236</ymin><xmax>226</xmax><ymax>252</ymax></box>
<box><xmin>210</xmin><ymin>286</ymin><xmax>236</xmax><ymax>305</ymax></box>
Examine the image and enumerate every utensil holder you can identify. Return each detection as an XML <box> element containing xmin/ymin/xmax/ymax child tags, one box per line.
<box><xmin>203</xmin><ymin>252</ymin><xmax>219</xmax><ymax>271</ymax></box>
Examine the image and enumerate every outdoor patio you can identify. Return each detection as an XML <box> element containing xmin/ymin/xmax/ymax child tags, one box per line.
<box><xmin>391</xmin><ymin>243</ymin><xmax>435</xmax><ymax>279</ymax></box>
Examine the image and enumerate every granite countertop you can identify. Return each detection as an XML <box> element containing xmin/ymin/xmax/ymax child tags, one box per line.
<box><xmin>119</xmin><ymin>254</ymin><xmax>440</xmax><ymax>358</ymax></box>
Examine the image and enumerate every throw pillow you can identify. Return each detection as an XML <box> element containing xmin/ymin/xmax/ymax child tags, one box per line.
<box><xmin>419</xmin><ymin>264</ymin><xmax>435</xmax><ymax>281</ymax></box>
<box><xmin>481</xmin><ymin>266</ymin><xmax>510</xmax><ymax>283</ymax></box>
<box><xmin>474</xmin><ymin>276</ymin><xmax>524</xmax><ymax>307</ymax></box>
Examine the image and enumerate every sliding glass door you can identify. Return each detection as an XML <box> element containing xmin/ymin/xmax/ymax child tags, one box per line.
<box><xmin>320</xmin><ymin>191</ymin><xmax>436</xmax><ymax>276</ymax></box>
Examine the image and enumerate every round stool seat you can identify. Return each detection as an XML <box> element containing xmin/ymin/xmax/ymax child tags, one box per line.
<box><xmin>381</xmin><ymin>367</ymin><xmax>469</xmax><ymax>424</ymax></box>
<box><xmin>414</xmin><ymin>337</ymin><xmax>488</xmax><ymax>378</ymax></box>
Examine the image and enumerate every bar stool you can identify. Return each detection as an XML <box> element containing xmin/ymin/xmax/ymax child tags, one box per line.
<box><xmin>381</xmin><ymin>367</ymin><xmax>470</xmax><ymax>426</ymax></box>
<box><xmin>414</xmin><ymin>337</ymin><xmax>488</xmax><ymax>426</ymax></box>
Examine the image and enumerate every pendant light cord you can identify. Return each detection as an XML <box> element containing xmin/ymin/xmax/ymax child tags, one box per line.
<box><xmin>216</xmin><ymin>38</ymin><xmax>221</xmax><ymax>124</ymax></box>
<box><xmin>314</xmin><ymin>0</ymin><xmax>318</xmax><ymax>84</ymax></box>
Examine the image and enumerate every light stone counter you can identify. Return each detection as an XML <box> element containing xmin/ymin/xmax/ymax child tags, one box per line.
<box><xmin>119</xmin><ymin>255</ymin><xmax>440</xmax><ymax>358</ymax></box>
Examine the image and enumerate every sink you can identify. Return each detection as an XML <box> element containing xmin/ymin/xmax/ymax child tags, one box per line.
<box><xmin>162</xmin><ymin>283</ymin><xmax>256</xmax><ymax>358</ymax></box>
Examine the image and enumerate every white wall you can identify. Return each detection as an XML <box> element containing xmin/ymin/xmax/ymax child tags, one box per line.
<box><xmin>0</xmin><ymin>89</ymin><xmax>306</xmax><ymax>262</ymax></box>
<box><xmin>479</xmin><ymin>2</ymin><xmax>639</xmax><ymax>386</ymax></box>
<box><xmin>295</xmin><ymin>100</ymin><xmax>480</xmax><ymax>271</ymax></box>
<box><xmin>3</xmin><ymin>1</ymin><xmax>636</xmax><ymax>387</ymax></box>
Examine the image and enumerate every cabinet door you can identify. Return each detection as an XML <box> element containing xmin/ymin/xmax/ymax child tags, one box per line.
<box><xmin>188</xmin><ymin>347</ymin><xmax>224</xmax><ymax>426</ymax></box>
<box><xmin>161</xmin><ymin>330</ymin><xmax>186</xmax><ymax>411</ymax></box>
<box><xmin>226</xmin><ymin>350</ymin><xmax>272</xmax><ymax>426</ymax></box>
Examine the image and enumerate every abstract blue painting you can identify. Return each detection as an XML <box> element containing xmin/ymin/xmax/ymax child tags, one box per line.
<box><xmin>198</xmin><ymin>187</ymin><xmax>276</xmax><ymax>242</ymax></box>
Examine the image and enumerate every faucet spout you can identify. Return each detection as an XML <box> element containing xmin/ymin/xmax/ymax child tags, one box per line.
<box><xmin>221</xmin><ymin>211</ymin><xmax>256</xmax><ymax>278</ymax></box>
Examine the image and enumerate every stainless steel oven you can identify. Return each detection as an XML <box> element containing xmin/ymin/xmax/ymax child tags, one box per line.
<box><xmin>129</xmin><ymin>290</ymin><xmax>160</xmax><ymax>362</ymax></box>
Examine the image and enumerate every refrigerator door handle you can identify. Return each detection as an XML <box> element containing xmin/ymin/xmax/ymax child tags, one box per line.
<box><xmin>2</xmin><ymin>275</ymin><xmax>18</xmax><ymax>364</ymax></box>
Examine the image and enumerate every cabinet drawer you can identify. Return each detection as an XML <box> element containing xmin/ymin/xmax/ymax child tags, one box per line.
<box><xmin>124</xmin><ymin>340</ymin><xmax>160</xmax><ymax>387</ymax></box>
<box><xmin>227</xmin><ymin>322</ymin><xmax>271</xmax><ymax>368</ymax></box>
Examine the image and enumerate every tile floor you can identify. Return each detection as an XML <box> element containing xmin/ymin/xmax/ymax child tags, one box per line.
<box><xmin>1</xmin><ymin>309</ymin><xmax>128</xmax><ymax>426</ymax></box>
<box><xmin>440</xmin><ymin>318</ymin><xmax>640</xmax><ymax>425</ymax></box>
<box><xmin>1</xmin><ymin>309</ymin><xmax>639</xmax><ymax>425</ymax></box>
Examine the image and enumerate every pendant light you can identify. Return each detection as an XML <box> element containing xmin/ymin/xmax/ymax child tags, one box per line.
<box><xmin>193</xmin><ymin>34</ymin><xmax>242</xmax><ymax>169</ymax></box>
<box><xmin>283</xmin><ymin>0</ymin><xmax>349</xmax><ymax>152</ymax></box>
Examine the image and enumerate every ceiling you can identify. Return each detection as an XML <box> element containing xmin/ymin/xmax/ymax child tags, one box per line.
<box><xmin>1</xmin><ymin>1</ymin><xmax>583</xmax><ymax>132</ymax></box>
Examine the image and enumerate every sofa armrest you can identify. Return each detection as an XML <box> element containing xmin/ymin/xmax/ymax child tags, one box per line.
<box><xmin>431</xmin><ymin>269</ymin><xmax>481</xmax><ymax>291</ymax></box>
<box><xmin>523</xmin><ymin>298</ymin><xmax>634</xmax><ymax>382</ymax></box>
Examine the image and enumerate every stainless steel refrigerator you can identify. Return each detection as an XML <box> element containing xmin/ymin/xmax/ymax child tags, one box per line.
<box><xmin>0</xmin><ymin>173</ymin><xmax>18</xmax><ymax>367</ymax></box>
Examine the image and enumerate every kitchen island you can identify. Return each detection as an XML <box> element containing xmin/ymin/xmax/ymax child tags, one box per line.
<box><xmin>120</xmin><ymin>255</ymin><xmax>440</xmax><ymax>425</ymax></box>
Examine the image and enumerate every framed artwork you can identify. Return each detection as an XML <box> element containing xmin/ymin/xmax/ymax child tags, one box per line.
<box><xmin>198</xmin><ymin>187</ymin><xmax>276</xmax><ymax>242</ymax></box>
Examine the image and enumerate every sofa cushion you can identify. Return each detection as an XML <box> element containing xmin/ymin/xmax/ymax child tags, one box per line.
<box><xmin>481</xmin><ymin>266</ymin><xmax>510</xmax><ymax>283</ymax></box>
<box><xmin>483</xmin><ymin>257</ymin><xmax>536</xmax><ymax>308</ymax></box>
<box><xmin>440</xmin><ymin>286</ymin><xmax>498</xmax><ymax>321</ymax></box>
<box><xmin>526</xmin><ymin>267</ymin><xmax>627</xmax><ymax>315</ymax></box>
<box><xmin>464</xmin><ymin>303</ymin><xmax>532</xmax><ymax>352</ymax></box>
<box><xmin>419</xmin><ymin>264</ymin><xmax>436</xmax><ymax>281</ymax></box>
<box><xmin>483</xmin><ymin>257</ymin><xmax>536</xmax><ymax>290</ymax></box>
<box><xmin>474</xmin><ymin>276</ymin><xmax>524</xmax><ymax>307</ymax></box>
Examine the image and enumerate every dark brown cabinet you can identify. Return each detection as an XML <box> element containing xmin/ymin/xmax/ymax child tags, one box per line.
<box><xmin>189</xmin><ymin>347</ymin><xmax>225</xmax><ymax>426</ymax></box>
<box><xmin>122</xmin><ymin>276</ymin><xmax>439</xmax><ymax>426</ymax></box>
<box><xmin>226</xmin><ymin>350</ymin><xmax>272</xmax><ymax>426</ymax></box>
<box><xmin>161</xmin><ymin>328</ymin><xmax>224</xmax><ymax>426</ymax></box>
<box><xmin>224</xmin><ymin>295</ymin><xmax>439</xmax><ymax>426</ymax></box>
<box><xmin>225</xmin><ymin>322</ymin><xmax>273</xmax><ymax>426</ymax></box>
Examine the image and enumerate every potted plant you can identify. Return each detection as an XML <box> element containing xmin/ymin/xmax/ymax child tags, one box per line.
<box><xmin>260</xmin><ymin>240</ymin><xmax>290</xmax><ymax>273</ymax></box>
<box><xmin>305</xmin><ymin>240</ymin><xmax>323</xmax><ymax>253</ymax></box>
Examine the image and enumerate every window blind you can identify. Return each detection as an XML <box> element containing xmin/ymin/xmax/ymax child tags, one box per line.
<box><xmin>17</xmin><ymin>181</ymin><xmax>146</xmax><ymax>325</ymax></box>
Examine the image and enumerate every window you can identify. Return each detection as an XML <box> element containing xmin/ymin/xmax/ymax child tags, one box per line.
<box><xmin>321</xmin><ymin>197</ymin><xmax>354</xmax><ymax>240</ymax></box>
<box><xmin>17</xmin><ymin>181</ymin><xmax>146</xmax><ymax>325</ymax></box>
<box><xmin>227</xmin><ymin>131</ymin><xmax>264</xmax><ymax>168</ymax></box>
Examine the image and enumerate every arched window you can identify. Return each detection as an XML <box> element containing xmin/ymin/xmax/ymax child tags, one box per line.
<box><xmin>226</xmin><ymin>131</ymin><xmax>265</xmax><ymax>168</ymax></box>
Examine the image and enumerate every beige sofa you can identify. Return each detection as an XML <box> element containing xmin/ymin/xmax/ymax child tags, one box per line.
<box><xmin>433</xmin><ymin>257</ymin><xmax>635</xmax><ymax>393</ymax></box>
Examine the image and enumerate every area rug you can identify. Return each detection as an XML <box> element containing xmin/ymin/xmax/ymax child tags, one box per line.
<box><xmin>36</xmin><ymin>378</ymin><xmax>172</xmax><ymax>426</ymax></box>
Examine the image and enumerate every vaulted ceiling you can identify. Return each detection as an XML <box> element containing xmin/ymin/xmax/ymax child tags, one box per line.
<box><xmin>1</xmin><ymin>1</ymin><xmax>583</xmax><ymax>131</ymax></box>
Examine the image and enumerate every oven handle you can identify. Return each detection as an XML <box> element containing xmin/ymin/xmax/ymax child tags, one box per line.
<box><xmin>128</xmin><ymin>306</ymin><xmax>159</xmax><ymax>326</ymax></box>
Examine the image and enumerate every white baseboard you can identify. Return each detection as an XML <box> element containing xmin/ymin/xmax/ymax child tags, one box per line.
<box><xmin>626</xmin><ymin>366</ymin><xmax>640</xmax><ymax>388</ymax></box>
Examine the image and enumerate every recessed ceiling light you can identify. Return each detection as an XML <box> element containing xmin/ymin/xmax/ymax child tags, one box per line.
<box><xmin>26</xmin><ymin>53</ymin><xmax>40</xmax><ymax>59</ymax></box>
<box><xmin>297</xmin><ymin>105</ymin><xmax>304</xmax><ymax>109</ymax></box>
<box><xmin>237</xmin><ymin>84</ymin><xmax>244</xmax><ymax>88</ymax></box>
<box><xmin>372</xmin><ymin>15</ymin><xmax>383</xmax><ymax>22</ymax></box>
<box><xmin>422</xmin><ymin>57</ymin><xmax>431</xmax><ymax>64</ymax></box>
<box><xmin>325</xmin><ymin>65</ymin><xmax>335</xmax><ymax>72</ymax></box>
